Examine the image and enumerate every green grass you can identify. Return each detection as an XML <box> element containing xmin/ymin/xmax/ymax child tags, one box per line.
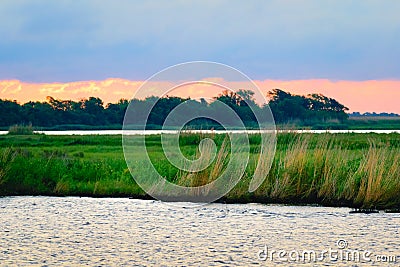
<box><xmin>0</xmin><ymin>133</ymin><xmax>399</xmax><ymax>209</ymax></box>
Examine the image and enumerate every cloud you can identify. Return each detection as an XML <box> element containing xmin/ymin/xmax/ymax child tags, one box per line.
<box><xmin>0</xmin><ymin>78</ymin><xmax>142</xmax><ymax>103</ymax></box>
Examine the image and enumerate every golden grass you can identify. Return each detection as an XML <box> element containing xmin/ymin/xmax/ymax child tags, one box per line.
<box><xmin>177</xmin><ymin>136</ymin><xmax>230</xmax><ymax>188</ymax></box>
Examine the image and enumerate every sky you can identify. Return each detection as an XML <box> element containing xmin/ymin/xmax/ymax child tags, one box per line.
<box><xmin>0</xmin><ymin>0</ymin><xmax>399</xmax><ymax>113</ymax></box>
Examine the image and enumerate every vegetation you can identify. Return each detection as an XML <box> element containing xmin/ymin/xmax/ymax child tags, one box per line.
<box><xmin>2</xmin><ymin>89</ymin><xmax>399</xmax><ymax>129</ymax></box>
<box><xmin>350</xmin><ymin>112</ymin><xmax>399</xmax><ymax>118</ymax></box>
<box><xmin>0</xmin><ymin>133</ymin><xmax>399</xmax><ymax>209</ymax></box>
<box><xmin>0</xmin><ymin>89</ymin><xmax>351</xmax><ymax>129</ymax></box>
<box><xmin>7</xmin><ymin>123</ymin><xmax>34</xmax><ymax>135</ymax></box>
<box><xmin>347</xmin><ymin>116</ymin><xmax>400</xmax><ymax>130</ymax></box>
<box><xmin>267</xmin><ymin>89</ymin><xmax>349</xmax><ymax>124</ymax></box>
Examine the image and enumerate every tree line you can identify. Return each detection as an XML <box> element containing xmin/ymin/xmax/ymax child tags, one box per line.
<box><xmin>0</xmin><ymin>89</ymin><xmax>349</xmax><ymax>128</ymax></box>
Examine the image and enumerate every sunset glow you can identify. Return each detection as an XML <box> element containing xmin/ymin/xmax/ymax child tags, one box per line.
<box><xmin>1</xmin><ymin>78</ymin><xmax>399</xmax><ymax>113</ymax></box>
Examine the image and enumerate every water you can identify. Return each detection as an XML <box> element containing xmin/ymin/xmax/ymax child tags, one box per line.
<box><xmin>0</xmin><ymin>129</ymin><xmax>399</xmax><ymax>135</ymax></box>
<box><xmin>1</xmin><ymin>197</ymin><xmax>398</xmax><ymax>266</ymax></box>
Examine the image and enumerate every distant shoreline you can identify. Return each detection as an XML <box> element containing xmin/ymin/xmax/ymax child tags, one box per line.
<box><xmin>2</xmin><ymin>116</ymin><xmax>400</xmax><ymax>132</ymax></box>
<box><xmin>2</xmin><ymin>129</ymin><xmax>400</xmax><ymax>136</ymax></box>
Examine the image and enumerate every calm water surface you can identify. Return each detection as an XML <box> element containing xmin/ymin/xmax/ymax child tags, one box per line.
<box><xmin>1</xmin><ymin>129</ymin><xmax>400</xmax><ymax>135</ymax></box>
<box><xmin>0</xmin><ymin>197</ymin><xmax>398</xmax><ymax>266</ymax></box>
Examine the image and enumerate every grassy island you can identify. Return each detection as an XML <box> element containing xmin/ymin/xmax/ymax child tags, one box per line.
<box><xmin>0</xmin><ymin>132</ymin><xmax>399</xmax><ymax>210</ymax></box>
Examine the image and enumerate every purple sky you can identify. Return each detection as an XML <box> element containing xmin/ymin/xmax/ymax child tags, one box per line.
<box><xmin>0</xmin><ymin>0</ymin><xmax>399</xmax><ymax>83</ymax></box>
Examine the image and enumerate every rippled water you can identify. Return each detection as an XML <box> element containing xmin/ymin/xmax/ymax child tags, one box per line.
<box><xmin>0</xmin><ymin>197</ymin><xmax>398</xmax><ymax>266</ymax></box>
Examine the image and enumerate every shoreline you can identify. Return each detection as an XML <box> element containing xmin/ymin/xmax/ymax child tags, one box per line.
<box><xmin>1</xmin><ymin>194</ymin><xmax>399</xmax><ymax>213</ymax></box>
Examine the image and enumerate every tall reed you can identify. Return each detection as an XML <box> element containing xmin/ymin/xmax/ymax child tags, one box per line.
<box><xmin>177</xmin><ymin>136</ymin><xmax>230</xmax><ymax>188</ymax></box>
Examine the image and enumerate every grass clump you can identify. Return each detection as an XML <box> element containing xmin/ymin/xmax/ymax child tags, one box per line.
<box><xmin>177</xmin><ymin>136</ymin><xmax>230</xmax><ymax>188</ymax></box>
<box><xmin>7</xmin><ymin>123</ymin><xmax>34</xmax><ymax>135</ymax></box>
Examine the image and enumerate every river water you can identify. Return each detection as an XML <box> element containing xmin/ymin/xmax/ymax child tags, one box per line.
<box><xmin>0</xmin><ymin>197</ymin><xmax>398</xmax><ymax>266</ymax></box>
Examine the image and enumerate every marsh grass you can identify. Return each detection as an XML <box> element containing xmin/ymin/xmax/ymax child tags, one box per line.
<box><xmin>0</xmin><ymin>148</ymin><xmax>16</xmax><ymax>186</ymax></box>
<box><xmin>225</xmin><ymin>133</ymin><xmax>400</xmax><ymax>209</ymax></box>
<box><xmin>177</xmin><ymin>136</ymin><xmax>230</xmax><ymax>188</ymax></box>
<box><xmin>161</xmin><ymin>132</ymin><xmax>378</xmax><ymax>209</ymax></box>
<box><xmin>352</xmin><ymin>143</ymin><xmax>400</xmax><ymax>208</ymax></box>
<box><xmin>7</xmin><ymin>123</ymin><xmax>34</xmax><ymax>135</ymax></box>
<box><xmin>0</xmin><ymin>133</ymin><xmax>399</xmax><ymax>209</ymax></box>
